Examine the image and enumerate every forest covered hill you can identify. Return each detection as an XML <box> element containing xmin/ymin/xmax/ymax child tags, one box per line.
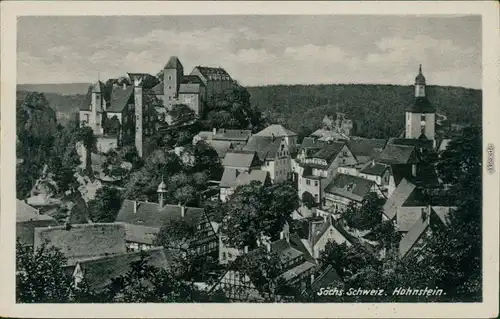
<box><xmin>17</xmin><ymin>83</ymin><xmax>91</xmax><ymax>95</ymax></box>
<box><xmin>17</xmin><ymin>83</ymin><xmax>481</xmax><ymax>139</ymax></box>
<box><xmin>247</xmin><ymin>84</ymin><xmax>482</xmax><ymax>140</ymax></box>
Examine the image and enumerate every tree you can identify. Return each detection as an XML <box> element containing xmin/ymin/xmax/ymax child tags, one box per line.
<box><xmin>231</xmin><ymin>248</ymin><xmax>294</xmax><ymax>302</ymax></box>
<box><xmin>88</xmin><ymin>186</ymin><xmax>123</xmax><ymax>223</ymax></box>
<box><xmin>16</xmin><ymin>240</ymin><xmax>74</xmax><ymax>303</ymax></box>
<box><xmin>76</xmin><ymin>126</ymin><xmax>97</xmax><ymax>174</ymax></box>
<box><xmin>342</xmin><ymin>193</ymin><xmax>384</xmax><ymax>231</ymax></box>
<box><xmin>182</xmin><ymin>141</ymin><xmax>224</xmax><ymax>180</ymax></box>
<box><xmin>122</xmin><ymin>149</ymin><xmax>184</xmax><ymax>201</ymax></box>
<box><xmin>101</xmin><ymin>149</ymin><xmax>129</xmax><ymax>180</ymax></box>
<box><xmin>365</xmin><ymin>220</ymin><xmax>402</xmax><ymax>251</ymax></box>
<box><xmin>220</xmin><ymin>181</ymin><xmax>299</xmax><ymax>250</ymax></box>
<box><xmin>169</xmin><ymin>104</ymin><xmax>196</xmax><ymax>125</ymax></box>
<box><xmin>103</xmin><ymin>115</ymin><xmax>121</xmax><ymax>136</ymax></box>
<box><xmin>301</xmin><ymin>191</ymin><xmax>316</xmax><ymax>209</ymax></box>
<box><xmin>104</xmin><ymin>254</ymin><xmax>207</xmax><ymax>302</ymax></box>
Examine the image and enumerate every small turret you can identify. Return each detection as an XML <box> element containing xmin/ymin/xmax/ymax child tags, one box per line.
<box><xmin>157</xmin><ymin>177</ymin><xmax>167</xmax><ymax>207</ymax></box>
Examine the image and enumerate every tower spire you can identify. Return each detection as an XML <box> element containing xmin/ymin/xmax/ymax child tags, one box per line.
<box><xmin>419</xmin><ymin>64</ymin><xmax>422</xmax><ymax>74</ymax></box>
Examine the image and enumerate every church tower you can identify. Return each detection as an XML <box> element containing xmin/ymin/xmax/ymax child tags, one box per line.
<box><xmin>405</xmin><ymin>65</ymin><xmax>436</xmax><ymax>141</ymax></box>
<box><xmin>163</xmin><ymin>56</ymin><xmax>184</xmax><ymax>124</ymax></box>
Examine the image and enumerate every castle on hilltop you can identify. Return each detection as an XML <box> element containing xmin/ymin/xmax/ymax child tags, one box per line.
<box><xmin>78</xmin><ymin>56</ymin><xmax>237</xmax><ymax>158</ymax></box>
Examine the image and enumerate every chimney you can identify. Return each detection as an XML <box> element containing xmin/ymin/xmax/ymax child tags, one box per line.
<box><xmin>212</xmin><ymin>127</ymin><xmax>217</xmax><ymax>135</ymax></box>
<box><xmin>412</xmin><ymin>164</ymin><xmax>417</xmax><ymax>177</ymax></box>
<box><xmin>310</xmin><ymin>273</ymin><xmax>315</xmax><ymax>284</ymax></box>
<box><xmin>271</xmin><ymin>133</ymin><xmax>275</xmax><ymax>142</ymax></box>
<box><xmin>122</xmin><ymin>82</ymin><xmax>127</xmax><ymax>90</ymax></box>
<box><xmin>133</xmin><ymin>200</ymin><xmax>138</xmax><ymax>214</ymax></box>
<box><xmin>178</xmin><ymin>203</ymin><xmax>185</xmax><ymax>218</ymax></box>
<box><xmin>243</xmin><ymin>246</ymin><xmax>249</xmax><ymax>254</ymax></box>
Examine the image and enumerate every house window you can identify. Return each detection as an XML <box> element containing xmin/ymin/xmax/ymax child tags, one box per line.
<box><xmin>314</xmin><ymin>194</ymin><xmax>318</xmax><ymax>201</ymax></box>
<box><xmin>168</xmin><ymin>76</ymin><xmax>172</xmax><ymax>80</ymax></box>
<box><xmin>421</xmin><ymin>114</ymin><xmax>426</xmax><ymax>121</ymax></box>
<box><xmin>342</xmin><ymin>151</ymin><xmax>348</xmax><ymax>157</ymax></box>
<box><xmin>169</xmin><ymin>96</ymin><xmax>172</xmax><ymax>100</ymax></box>
<box><xmin>281</xmin><ymin>145</ymin><xmax>285</xmax><ymax>151</ymax></box>
<box><xmin>314</xmin><ymin>181</ymin><xmax>318</xmax><ymax>187</ymax></box>
<box><xmin>306</xmin><ymin>179</ymin><xmax>311</xmax><ymax>186</ymax></box>
<box><xmin>169</xmin><ymin>86</ymin><xmax>172</xmax><ymax>89</ymax></box>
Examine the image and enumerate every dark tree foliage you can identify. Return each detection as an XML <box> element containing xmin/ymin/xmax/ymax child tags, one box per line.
<box><xmin>16</xmin><ymin>92</ymin><xmax>59</xmax><ymax>198</ymax></box>
<box><xmin>169</xmin><ymin>104</ymin><xmax>196</xmax><ymax>125</ymax></box>
<box><xmin>301</xmin><ymin>191</ymin><xmax>317</xmax><ymax>209</ymax></box>
<box><xmin>220</xmin><ymin>181</ymin><xmax>299</xmax><ymax>250</ymax></box>
<box><xmin>182</xmin><ymin>141</ymin><xmax>224</xmax><ymax>180</ymax></box>
<box><xmin>103</xmin><ymin>254</ymin><xmax>212</xmax><ymax>302</ymax></box>
<box><xmin>342</xmin><ymin>193</ymin><xmax>384</xmax><ymax>231</ymax></box>
<box><xmin>16</xmin><ymin>240</ymin><xmax>96</xmax><ymax>303</ymax></box>
<box><xmin>88</xmin><ymin>186</ymin><xmax>123</xmax><ymax>223</ymax></box>
<box><xmin>202</xmin><ymin>85</ymin><xmax>265</xmax><ymax>133</ymax></box>
<box><xmin>103</xmin><ymin>115</ymin><xmax>121</xmax><ymax>136</ymax></box>
<box><xmin>248</xmin><ymin>84</ymin><xmax>481</xmax><ymax>140</ymax></box>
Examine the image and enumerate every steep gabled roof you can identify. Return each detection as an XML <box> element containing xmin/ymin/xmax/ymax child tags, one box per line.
<box><xmin>307</xmin><ymin>264</ymin><xmax>343</xmax><ymax>294</ymax></box>
<box><xmin>115</xmin><ymin>200</ymin><xmax>204</xmax><ymax>229</ymax></box>
<box><xmin>213</xmin><ymin>129</ymin><xmax>252</xmax><ymax>142</ymax></box>
<box><xmin>398</xmin><ymin>209</ymin><xmax>446</xmax><ymax>259</ymax></box>
<box><xmin>71</xmin><ymin>248</ymin><xmax>174</xmax><ymax>291</ymax></box>
<box><xmin>388</xmin><ymin>138</ymin><xmax>434</xmax><ymax>151</ymax></box>
<box><xmin>34</xmin><ymin>223</ymin><xmax>127</xmax><ymax>264</ymax></box>
<box><xmin>164</xmin><ymin>56</ymin><xmax>183</xmax><ymax>69</ymax></box>
<box><xmin>192</xmin><ymin>66</ymin><xmax>231</xmax><ymax>79</ymax></box>
<box><xmin>106</xmin><ymin>86</ymin><xmax>134</xmax><ymax>113</ymax></box>
<box><xmin>181</xmin><ymin>75</ymin><xmax>204</xmax><ymax>85</ymax></box>
<box><xmin>92</xmin><ymin>80</ymin><xmax>105</xmax><ymax>93</ymax></box>
<box><xmin>121</xmin><ymin>222</ymin><xmax>160</xmax><ymax>245</ymax></box>
<box><xmin>347</xmin><ymin>138</ymin><xmax>387</xmax><ymax>158</ymax></box>
<box><xmin>360</xmin><ymin>162</ymin><xmax>389</xmax><ymax>176</ymax></box>
<box><xmin>376</xmin><ymin>144</ymin><xmax>418</xmax><ymax>165</ymax></box>
<box><xmin>205</xmin><ymin>140</ymin><xmax>233</xmax><ymax>159</ymax></box>
<box><xmin>311</xmin><ymin>141</ymin><xmax>346</xmax><ymax>163</ymax></box>
<box><xmin>220</xmin><ymin>168</ymin><xmax>269</xmax><ymax>188</ymax></box>
<box><xmin>255</xmin><ymin>124</ymin><xmax>297</xmax><ymax>137</ymax></box>
<box><xmin>152</xmin><ymin>81</ymin><xmax>164</xmax><ymax>95</ymax></box>
<box><xmin>222</xmin><ymin>150</ymin><xmax>260</xmax><ymax>168</ymax></box>
<box><xmin>324</xmin><ymin>173</ymin><xmax>376</xmax><ymax>202</ymax></box>
<box><xmin>243</xmin><ymin>135</ymin><xmax>284</xmax><ymax>161</ymax></box>
<box><xmin>382</xmin><ymin>178</ymin><xmax>417</xmax><ymax>220</ymax></box>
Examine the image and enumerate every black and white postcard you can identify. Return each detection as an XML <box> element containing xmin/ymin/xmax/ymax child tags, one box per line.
<box><xmin>1</xmin><ymin>1</ymin><xmax>499</xmax><ymax>318</ymax></box>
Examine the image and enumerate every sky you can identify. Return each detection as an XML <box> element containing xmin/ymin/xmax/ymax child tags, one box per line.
<box><xmin>17</xmin><ymin>15</ymin><xmax>482</xmax><ymax>89</ymax></box>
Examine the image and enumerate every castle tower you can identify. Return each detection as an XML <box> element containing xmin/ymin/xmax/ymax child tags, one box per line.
<box><xmin>128</xmin><ymin>73</ymin><xmax>145</xmax><ymax>157</ymax></box>
<box><xmin>405</xmin><ymin>65</ymin><xmax>436</xmax><ymax>141</ymax></box>
<box><xmin>163</xmin><ymin>56</ymin><xmax>184</xmax><ymax>104</ymax></box>
<box><xmin>91</xmin><ymin>80</ymin><xmax>104</xmax><ymax>134</ymax></box>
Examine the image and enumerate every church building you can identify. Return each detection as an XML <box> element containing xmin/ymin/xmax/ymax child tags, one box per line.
<box><xmin>405</xmin><ymin>65</ymin><xmax>436</xmax><ymax>142</ymax></box>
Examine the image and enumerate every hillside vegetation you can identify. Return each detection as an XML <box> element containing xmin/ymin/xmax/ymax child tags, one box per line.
<box><xmin>17</xmin><ymin>83</ymin><xmax>481</xmax><ymax>140</ymax></box>
<box><xmin>247</xmin><ymin>84</ymin><xmax>482</xmax><ymax>140</ymax></box>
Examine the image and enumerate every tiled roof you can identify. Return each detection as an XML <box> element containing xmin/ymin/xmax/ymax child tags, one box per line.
<box><xmin>308</xmin><ymin>265</ymin><xmax>343</xmax><ymax>293</ymax></box>
<box><xmin>220</xmin><ymin>168</ymin><xmax>269</xmax><ymax>188</ymax></box>
<box><xmin>243</xmin><ymin>136</ymin><xmax>283</xmax><ymax>161</ymax></box>
<box><xmin>280</xmin><ymin>260</ymin><xmax>317</xmax><ymax>283</ymax></box>
<box><xmin>300</xmin><ymin>137</ymin><xmax>327</xmax><ymax>150</ymax></box>
<box><xmin>16</xmin><ymin>204</ymin><xmax>58</xmax><ymax>247</ymax></box>
<box><xmin>78</xmin><ymin>86</ymin><xmax>93</xmax><ymax>111</ymax></box>
<box><xmin>382</xmin><ymin>178</ymin><xmax>417</xmax><ymax>220</ymax></box>
<box><xmin>121</xmin><ymin>222</ymin><xmax>160</xmax><ymax>245</ymax></box>
<box><xmin>311</xmin><ymin>141</ymin><xmax>346</xmax><ymax>163</ymax></box>
<box><xmin>72</xmin><ymin>248</ymin><xmax>174</xmax><ymax>291</ymax></box>
<box><xmin>388</xmin><ymin>138</ymin><xmax>433</xmax><ymax>150</ymax></box>
<box><xmin>376</xmin><ymin>144</ymin><xmax>418</xmax><ymax>165</ymax></box>
<box><xmin>181</xmin><ymin>75</ymin><xmax>204</xmax><ymax>85</ymax></box>
<box><xmin>193</xmin><ymin>66</ymin><xmax>231</xmax><ymax>79</ymax></box>
<box><xmin>271</xmin><ymin>239</ymin><xmax>303</xmax><ymax>264</ymax></box>
<box><xmin>106</xmin><ymin>86</ymin><xmax>134</xmax><ymax>113</ymax></box>
<box><xmin>152</xmin><ymin>81</ymin><xmax>164</xmax><ymax>95</ymax></box>
<box><xmin>179</xmin><ymin>83</ymin><xmax>201</xmax><ymax>94</ymax></box>
<box><xmin>360</xmin><ymin>162</ymin><xmax>389</xmax><ymax>176</ymax></box>
<box><xmin>115</xmin><ymin>200</ymin><xmax>204</xmax><ymax>229</ymax></box>
<box><xmin>399</xmin><ymin>208</ymin><xmax>447</xmax><ymax>259</ymax></box>
<box><xmin>165</xmin><ymin>56</ymin><xmax>183</xmax><ymax>69</ymax></box>
<box><xmin>397</xmin><ymin>207</ymin><xmax>427</xmax><ymax>232</ymax></box>
<box><xmin>205</xmin><ymin>140</ymin><xmax>233</xmax><ymax>159</ymax></box>
<box><xmin>34</xmin><ymin>223</ymin><xmax>127</xmax><ymax>264</ymax></box>
<box><xmin>222</xmin><ymin>150</ymin><xmax>259</xmax><ymax>168</ymax></box>
<box><xmin>324</xmin><ymin>173</ymin><xmax>376</xmax><ymax>202</ymax></box>
<box><xmin>214</xmin><ymin>129</ymin><xmax>252</xmax><ymax>141</ymax></box>
<box><xmin>347</xmin><ymin>138</ymin><xmax>387</xmax><ymax>158</ymax></box>
<box><xmin>17</xmin><ymin>199</ymin><xmax>54</xmax><ymax>222</ymax></box>
<box><xmin>255</xmin><ymin>124</ymin><xmax>297</xmax><ymax>137</ymax></box>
